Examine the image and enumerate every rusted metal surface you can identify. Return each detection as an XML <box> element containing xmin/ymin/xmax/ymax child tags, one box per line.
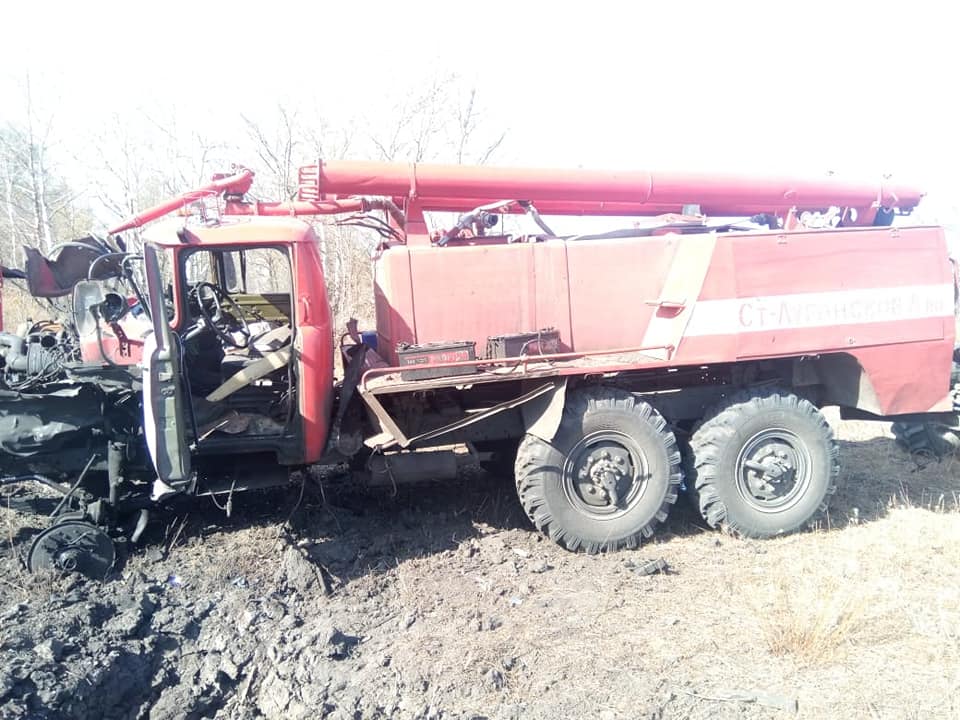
<box><xmin>357</xmin><ymin>389</ymin><xmax>409</xmax><ymax>448</ymax></box>
<box><xmin>521</xmin><ymin>379</ymin><xmax>567</xmax><ymax>442</ymax></box>
<box><xmin>360</xmin><ymin>345</ymin><xmax>675</xmax><ymax>394</ymax></box>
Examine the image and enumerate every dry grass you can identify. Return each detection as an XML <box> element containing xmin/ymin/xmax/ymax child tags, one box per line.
<box><xmin>758</xmin><ymin>575</ymin><xmax>865</xmax><ymax>664</ymax></box>
<box><xmin>748</xmin><ymin>410</ymin><xmax>960</xmax><ymax>666</ymax></box>
<box><xmin>1</xmin><ymin>508</ymin><xmax>30</xmax><ymax>601</ymax></box>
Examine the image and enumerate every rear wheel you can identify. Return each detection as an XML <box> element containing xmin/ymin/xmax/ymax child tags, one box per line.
<box><xmin>515</xmin><ymin>387</ymin><xmax>681</xmax><ymax>553</ymax></box>
<box><xmin>892</xmin><ymin>421</ymin><xmax>960</xmax><ymax>459</ymax></box>
<box><xmin>892</xmin><ymin>364</ymin><xmax>960</xmax><ymax>459</ymax></box>
<box><xmin>687</xmin><ymin>389</ymin><xmax>838</xmax><ymax>538</ymax></box>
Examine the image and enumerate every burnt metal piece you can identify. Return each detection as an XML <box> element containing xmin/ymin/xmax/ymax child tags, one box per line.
<box><xmin>331</xmin><ymin>344</ymin><xmax>368</xmax><ymax>455</ymax></box>
<box><xmin>0</xmin><ymin>266</ymin><xmax>26</xmax><ymax>279</ymax></box>
<box><xmin>130</xmin><ymin>509</ymin><xmax>150</xmax><ymax>544</ymax></box>
<box><xmin>23</xmin><ymin>236</ymin><xmax>122</xmax><ymax>298</ymax></box>
<box><xmin>27</xmin><ymin>520</ymin><xmax>116</xmax><ymax>579</ymax></box>
<box><xmin>626</xmin><ymin>557</ymin><xmax>670</xmax><ymax>576</ymax></box>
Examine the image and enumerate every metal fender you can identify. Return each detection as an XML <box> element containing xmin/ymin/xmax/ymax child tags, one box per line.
<box><xmin>521</xmin><ymin>379</ymin><xmax>567</xmax><ymax>442</ymax></box>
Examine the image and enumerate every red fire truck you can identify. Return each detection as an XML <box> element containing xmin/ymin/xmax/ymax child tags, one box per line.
<box><xmin>0</xmin><ymin>160</ymin><xmax>954</xmax><ymax>577</ymax></box>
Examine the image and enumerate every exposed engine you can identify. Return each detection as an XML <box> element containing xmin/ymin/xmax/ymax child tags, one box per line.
<box><xmin>0</xmin><ymin>317</ymin><xmax>143</xmax><ymax>480</ymax></box>
<box><xmin>0</xmin><ymin>325</ymin><xmax>78</xmax><ymax>391</ymax></box>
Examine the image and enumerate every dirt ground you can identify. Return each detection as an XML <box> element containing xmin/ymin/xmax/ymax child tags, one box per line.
<box><xmin>2</xmin><ymin>411</ymin><xmax>959</xmax><ymax>720</ymax></box>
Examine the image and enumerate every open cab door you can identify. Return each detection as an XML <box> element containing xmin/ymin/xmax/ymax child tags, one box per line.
<box><xmin>142</xmin><ymin>243</ymin><xmax>192</xmax><ymax>491</ymax></box>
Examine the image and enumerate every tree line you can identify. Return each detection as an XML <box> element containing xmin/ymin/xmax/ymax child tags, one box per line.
<box><xmin>0</xmin><ymin>74</ymin><xmax>506</xmax><ymax>328</ymax></box>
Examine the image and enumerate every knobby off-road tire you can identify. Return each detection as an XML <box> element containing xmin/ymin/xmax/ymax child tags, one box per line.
<box><xmin>514</xmin><ymin>388</ymin><xmax>682</xmax><ymax>553</ymax></box>
<box><xmin>892</xmin><ymin>364</ymin><xmax>960</xmax><ymax>459</ymax></box>
<box><xmin>687</xmin><ymin>389</ymin><xmax>839</xmax><ymax>538</ymax></box>
<box><xmin>891</xmin><ymin>421</ymin><xmax>960</xmax><ymax>459</ymax></box>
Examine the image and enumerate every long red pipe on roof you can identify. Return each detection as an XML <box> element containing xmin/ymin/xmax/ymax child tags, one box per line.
<box><xmin>301</xmin><ymin>160</ymin><xmax>924</xmax><ymax>216</ymax></box>
<box><xmin>106</xmin><ymin>161</ymin><xmax>926</xmax><ymax>236</ymax></box>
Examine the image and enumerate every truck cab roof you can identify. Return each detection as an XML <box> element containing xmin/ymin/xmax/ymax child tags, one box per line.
<box><xmin>142</xmin><ymin>217</ymin><xmax>316</xmax><ymax>249</ymax></box>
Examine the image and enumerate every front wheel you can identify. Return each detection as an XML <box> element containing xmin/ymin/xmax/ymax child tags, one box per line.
<box><xmin>687</xmin><ymin>389</ymin><xmax>839</xmax><ymax>538</ymax></box>
<box><xmin>514</xmin><ymin>388</ymin><xmax>681</xmax><ymax>553</ymax></box>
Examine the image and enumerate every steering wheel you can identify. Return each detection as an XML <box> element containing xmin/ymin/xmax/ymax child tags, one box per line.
<box><xmin>192</xmin><ymin>281</ymin><xmax>251</xmax><ymax>349</ymax></box>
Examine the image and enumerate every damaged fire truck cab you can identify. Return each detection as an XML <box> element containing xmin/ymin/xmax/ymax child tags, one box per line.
<box><xmin>138</xmin><ymin>219</ymin><xmax>334</xmax><ymax>493</ymax></box>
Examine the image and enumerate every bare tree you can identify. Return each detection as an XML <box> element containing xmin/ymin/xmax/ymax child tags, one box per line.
<box><xmin>22</xmin><ymin>76</ymin><xmax>54</xmax><ymax>251</ymax></box>
<box><xmin>0</xmin><ymin>72</ymin><xmax>507</xmax><ymax>331</ymax></box>
<box><xmin>368</xmin><ymin>75</ymin><xmax>454</xmax><ymax>162</ymax></box>
<box><xmin>139</xmin><ymin>107</ymin><xmax>231</xmax><ymax>198</ymax></box>
<box><xmin>82</xmin><ymin>113</ymin><xmax>149</xmax><ymax>226</ymax></box>
<box><xmin>238</xmin><ymin>101</ymin><xmax>357</xmax><ymax>301</ymax></box>
<box><xmin>0</xmin><ymin>77</ymin><xmax>63</xmax><ymax>253</ymax></box>
<box><xmin>0</xmin><ymin>77</ymin><xmax>92</xmax><ymax>263</ymax></box>
<box><xmin>241</xmin><ymin>106</ymin><xmax>301</xmax><ymax>201</ymax></box>
<box><xmin>1</xmin><ymin>146</ymin><xmax>20</xmax><ymax>265</ymax></box>
<box><xmin>0</xmin><ymin>78</ymin><xmax>93</xmax><ymax>326</ymax></box>
<box><xmin>454</xmin><ymin>87</ymin><xmax>506</xmax><ymax>165</ymax></box>
<box><xmin>368</xmin><ymin>75</ymin><xmax>507</xmax><ymax>165</ymax></box>
<box><xmin>239</xmin><ymin>101</ymin><xmax>352</xmax><ymax>200</ymax></box>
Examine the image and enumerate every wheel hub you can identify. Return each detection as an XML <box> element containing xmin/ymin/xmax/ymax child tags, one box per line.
<box><xmin>564</xmin><ymin>433</ymin><xmax>648</xmax><ymax>517</ymax></box>
<box><xmin>56</xmin><ymin>548</ymin><xmax>83</xmax><ymax>572</ymax></box>
<box><xmin>736</xmin><ymin>429</ymin><xmax>811</xmax><ymax>512</ymax></box>
<box><xmin>27</xmin><ymin>520</ymin><xmax>116</xmax><ymax>580</ymax></box>
<box><xmin>743</xmin><ymin>448</ymin><xmax>795</xmax><ymax>500</ymax></box>
<box><xmin>577</xmin><ymin>449</ymin><xmax>630</xmax><ymax>506</ymax></box>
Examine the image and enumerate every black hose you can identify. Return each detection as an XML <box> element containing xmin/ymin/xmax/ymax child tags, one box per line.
<box><xmin>518</xmin><ymin>201</ymin><xmax>556</xmax><ymax>236</ymax></box>
<box><xmin>87</xmin><ymin>252</ymin><xmax>132</xmax><ymax>281</ymax></box>
<box><xmin>176</xmin><ymin>333</ymin><xmax>202</xmax><ymax>448</ymax></box>
<box><xmin>92</xmin><ymin>307</ymin><xmax>121</xmax><ymax>369</ymax></box>
<box><xmin>122</xmin><ymin>255</ymin><xmax>151</xmax><ymax>321</ymax></box>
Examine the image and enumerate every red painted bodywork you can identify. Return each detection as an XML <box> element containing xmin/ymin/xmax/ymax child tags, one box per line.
<box><xmin>109</xmin><ymin>168</ymin><xmax>256</xmax><ymax>234</ymax></box>
<box><xmin>372</xmin><ymin>224</ymin><xmax>954</xmax><ymax>415</ymax></box>
<box><xmin>78</xmin><ymin>322</ymin><xmax>147</xmax><ymax>366</ymax></box>
<box><xmin>85</xmin><ymin>159</ymin><xmax>949</xmax><ymax>465</ymax></box>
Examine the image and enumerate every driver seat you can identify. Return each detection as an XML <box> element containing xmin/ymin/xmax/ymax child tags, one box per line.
<box><xmin>219</xmin><ymin>325</ymin><xmax>293</xmax><ymax>382</ymax></box>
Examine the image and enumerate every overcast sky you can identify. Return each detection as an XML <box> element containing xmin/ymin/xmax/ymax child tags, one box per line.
<box><xmin>2</xmin><ymin>0</ymin><xmax>957</xmax><ymax>224</ymax></box>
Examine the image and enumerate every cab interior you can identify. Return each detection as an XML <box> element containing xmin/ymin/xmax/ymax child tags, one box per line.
<box><xmin>173</xmin><ymin>245</ymin><xmax>296</xmax><ymax>442</ymax></box>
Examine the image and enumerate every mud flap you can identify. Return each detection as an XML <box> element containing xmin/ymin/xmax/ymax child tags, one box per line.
<box><xmin>521</xmin><ymin>379</ymin><xmax>567</xmax><ymax>442</ymax></box>
<box><xmin>329</xmin><ymin>345</ymin><xmax>368</xmax><ymax>456</ymax></box>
